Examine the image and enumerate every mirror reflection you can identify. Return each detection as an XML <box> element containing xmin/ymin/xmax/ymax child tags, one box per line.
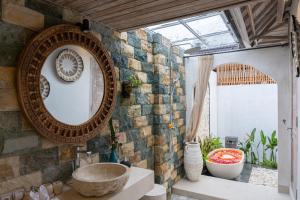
<box><xmin>41</xmin><ymin>45</ymin><xmax>104</xmax><ymax>125</ymax></box>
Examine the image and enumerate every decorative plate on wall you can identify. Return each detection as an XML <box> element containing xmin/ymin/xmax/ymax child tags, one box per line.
<box><xmin>56</xmin><ymin>49</ymin><xmax>84</xmax><ymax>82</ymax></box>
<box><xmin>40</xmin><ymin>75</ymin><xmax>50</xmax><ymax>99</ymax></box>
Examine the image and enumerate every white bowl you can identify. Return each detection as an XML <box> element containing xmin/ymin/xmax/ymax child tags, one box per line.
<box><xmin>205</xmin><ymin>148</ymin><xmax>244</xmax><ymax>179</ymax></box>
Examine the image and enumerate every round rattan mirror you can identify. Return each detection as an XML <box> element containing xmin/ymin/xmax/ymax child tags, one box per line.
<box><xmin>17</xmin><ymin>24</ymin><xmax>117</xmax><ymax>144</ymax></box>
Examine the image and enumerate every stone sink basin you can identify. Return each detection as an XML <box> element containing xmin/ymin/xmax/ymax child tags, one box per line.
<box><xmin>72</xmin><ymin>163</ymin><xmax>130</xmax><ymax>197</ymax></box>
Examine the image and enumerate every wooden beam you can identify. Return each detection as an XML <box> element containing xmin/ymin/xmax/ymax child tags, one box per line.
<box><xmin>276</xmin><ymin>0</ymin><xmax>285</xmax><ymax>23</ymax></box>
<box><xmin>254</xmin><ymin>1</ymin><xmax>275</xmax><ymax>25</ymax></box>
<box><xmin>253</xmin><ymin>21</ymin><xmax>287</xmax><ymax>39</ymax></box>
<box><xmin>258</xmin><ymin>39</ymin><xmax>288</xmax><ymax>45</ymax></box>
<box><xmin>84</xmin><ymin>0</ymin><xmax>160</xmax><ymax>17</ymax></box>
<box><xmin>230</xmin><ymin>7</ymin><xmax>251</xmax><ymax>48</ymax></box>
<box><xmin>247</xmin><ymin>5</ymin><xmax>256</xmax><ymax>36</ymax></box>
<box><xmin>89</xmin><ymin>0</ymin><xmax>192</xmax><ymax>21</ymax></box>
<box><xmin>265</xmin><ymin>21</ymin><xmax>288</xmax><ymax>33</ymax></box>
<box><xmin>256</xmin><ymin>14</ymin><xmax>277</xmax><ymax>39</ymax></box>
<box><xmin>46</xmin><ymin>0</ymin><xmax>269</xmax><ymax>31</ymax></box>
<box><xmin>260</xmin><ymin>35</ymin><xmax>287</xmax><ymax>40</ymax></box>
<box><xmin>252</xmin><ymin>1</ymin><xmax>264</xmax><ymax>14</ymax></box>
<box><xmin>112</xmin><ymin>0</ymin><xmax>267</xmax><ymax>31</ymax></box>
<box><xmin>102</xmin><ymin>0</ymin><xmax>236</xmax><ymax>23</ymax></box>
<box><xmin>255</xmin><ymin>2</ymin><xmax>277</xmax><ymax>34</ymax></box>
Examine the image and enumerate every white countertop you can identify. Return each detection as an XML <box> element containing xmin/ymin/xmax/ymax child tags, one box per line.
<box><xmin>58</xmin><ymin>167</ymin><xmax>154</xmax><ymax>200</ymax></box>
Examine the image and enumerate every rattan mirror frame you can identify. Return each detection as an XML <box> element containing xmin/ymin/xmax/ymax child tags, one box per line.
<box><xmin>17</xmin><ymin>24</ymin><xmax>117</xmax><ymax>144</ymax></box>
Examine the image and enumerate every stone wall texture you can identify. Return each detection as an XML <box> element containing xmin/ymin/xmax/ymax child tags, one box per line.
<box><xmin>0</xmin><ymin>0</ymin><xmax>186</xmax><ymax>195</ymax></box>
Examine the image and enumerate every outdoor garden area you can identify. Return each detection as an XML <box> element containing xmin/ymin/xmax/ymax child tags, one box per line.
<box><xmin>200</xmin><ymin>128</ymin><xmax>278</xmax><ymax>188</ymax></box>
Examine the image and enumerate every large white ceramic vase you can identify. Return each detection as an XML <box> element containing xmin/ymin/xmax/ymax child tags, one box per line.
<box><xmin>184</xmin><ymin>142</ymin><xmax>203</xmax><ymax>181</ymax></box>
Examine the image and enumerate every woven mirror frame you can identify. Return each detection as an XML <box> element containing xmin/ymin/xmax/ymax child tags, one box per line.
<box><xmin>17</xmin><ymin>24</ymin><xmax>117</xmax><ymax>144</ymax></box>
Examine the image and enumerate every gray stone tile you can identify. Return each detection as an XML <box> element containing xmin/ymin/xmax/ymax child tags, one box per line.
<box><xmin>2</xmin><ymin>135</ymin><xmax>39</xmax><ymax>154</ymax></box>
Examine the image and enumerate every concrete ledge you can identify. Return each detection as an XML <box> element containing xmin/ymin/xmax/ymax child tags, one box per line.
<box><xmin>172</xmin><ymin>175</ymin><xmax>290</xmax><ymax>200</ymax></box>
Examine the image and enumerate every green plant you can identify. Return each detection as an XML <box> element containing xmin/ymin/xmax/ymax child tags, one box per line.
<box><xmin>261</xmin><ymin>159</ymin><xmax>277</xmax><ymax>169</ymax></box>
<box><xmin>260</xmin><ymin>130</ymin><xmax>267</xmax><ymax>162</ymax></box>
<box><xmin>200</xmin><ymin>135</ymin><xmax>223</xmax><ymax>160</ymax></box>
<box><xmin>267</xmin><ymin>131</ymin><xmax>278</xmax><ymax>161</ymax></box>
<box><xmin>238</xmin><ymin>128</ymin><xmax>258</xmax><ymax>164</ymax></box>
<box><xmin>239</xmin><ymin>128</ymin><xmax>278</xmax><ymax>169</ymax></box>
<box><xmin>261</xmin><ymin>130</ymin><xmax>278</xmax><ymax>169</ymax></box>
<box><xmin>129</xmin><ymin>75</ymin><xmax>143</xmax><ymax>88</ymax></box>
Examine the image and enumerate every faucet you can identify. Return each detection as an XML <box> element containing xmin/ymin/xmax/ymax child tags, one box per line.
<box><xmin>73</xmin><ymin>146</ymin><xmax>92</xmax><ymax>171</ymax></box>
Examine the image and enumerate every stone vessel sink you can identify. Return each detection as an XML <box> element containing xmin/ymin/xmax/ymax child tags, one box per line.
<box><xmin>72</xmin><ymin>163</ymin><xmax>130</xmax><ymax>197</ymax></box>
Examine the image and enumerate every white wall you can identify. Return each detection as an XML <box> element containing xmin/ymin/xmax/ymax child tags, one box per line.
<box><xmin>217</xmin><ymin>84</ymin><xmax>278</xmax><ymax>152</ymax></box>
<box><xmin>185</xmin><ymin>46</ymin><xmax>291</xmax><ymax>190</ymax></box>
<box><xmin>42</xmin><ymin>45</ymin><xmax>102</xmax><ymax>125</ymax></box>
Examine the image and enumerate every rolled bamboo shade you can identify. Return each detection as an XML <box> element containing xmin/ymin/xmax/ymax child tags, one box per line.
<box><xmin>216</xmin><ymin>64</ymin><xmax>276</xmax><ymax>86</ymax></box>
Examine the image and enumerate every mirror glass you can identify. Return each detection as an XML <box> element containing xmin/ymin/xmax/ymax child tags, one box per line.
<box><xmin>41</xmin><ymin>45</ymin><xmax>104</xmax><ymax>125</ymax></box>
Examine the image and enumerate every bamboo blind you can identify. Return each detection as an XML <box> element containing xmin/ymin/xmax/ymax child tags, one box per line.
<box><xmin>216</xmin><ymin>64</ymin><xmax>276</xmax><ymax>86</ymax></box>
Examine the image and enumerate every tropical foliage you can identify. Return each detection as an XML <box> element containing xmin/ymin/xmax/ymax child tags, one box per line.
<box><xmin>238</xmin><ymin>128</ymin><xmax>278</xmax><ymax>169</ymax></box>
<box><xmin>200</xmin><ymin>135</ymin><xmax>223</xmax><ymax>161</ymax></box>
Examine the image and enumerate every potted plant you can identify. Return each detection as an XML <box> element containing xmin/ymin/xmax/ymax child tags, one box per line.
<box><xmin>122</xmin><ymin>75</ymin><xmax>143</xmax><ymax>98</ymax></box>
<box><xmin>200</xmin><ymin>134</ymin><xmax>223</xmax><ymax>174</ymax></box>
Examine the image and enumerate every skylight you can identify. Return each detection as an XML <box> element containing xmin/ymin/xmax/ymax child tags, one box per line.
<box><xmin>146</xmin><ymin>12</ymin><xmax>239</xmax><ymax>55</ymax></box>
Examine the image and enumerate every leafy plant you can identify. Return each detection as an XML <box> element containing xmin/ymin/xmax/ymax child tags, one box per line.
<box><xmin>261</xmin><ymin>130</ymin><xmax>278</xmax><ymax>169</ymax></box>
<box><xmin>200</xmin><ymin>135</ymin><xmax>223</xmax><ymax>160</ymax></box>
<box><xmin>261</xmin><ymin>159</ymin><xmax>277</xmax><ymax>169</ymax></box>
<box><xmin>260</xmin><ymin>130</ymin><xmax>267</xmax><ymax>162</ymax></box>
<box><xmin>239</xmin><ymin>129</ymin><xmax>278</xmax><ymax>169</ymax></box>
<box><xmin>238</xmin><ymin>128</ymin><xmax>258</xmax><ymax>164</ymax></box>
<box><xmin>129</xmin><ymin>75</ymin><xmax>143</xmax><ymax>88</ymax></box>
<box><xmin>267</xmin><ymin>131</ymin><xmax>278</xmax><ymax>161</ymax></box>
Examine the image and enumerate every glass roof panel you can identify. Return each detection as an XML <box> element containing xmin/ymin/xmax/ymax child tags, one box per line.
<box><xmin>186</xmin><ymin>15</ymin><xmax>228</xmax><ymax>35</ymax></box>
<box><xmin>205</xmin><ymin>33</ymin><xmax>236</xmax><ymax>47</ymax></box>
<box><xmin>147</xmin><ymin>22</ymin><xmax>174</xmax><ymax>30</ymax></box>
<box><xmin>153</xmin><ymin>24</ymin><xmax>195</xmax><ymax>42</ymax></box>
<box><xmin>176</xmin><ymin>44</ymin><xmax>192</xmax><ymax>50</ymax></box>
<box><xmin>174</xmin><ymin>39</ymin><xmax>204</xmax><ymax>49</ymax></box>
<box><xmin>146</xmin><ymin>12</ymin><xmax>239</xmax><ymax>54</ymax></box>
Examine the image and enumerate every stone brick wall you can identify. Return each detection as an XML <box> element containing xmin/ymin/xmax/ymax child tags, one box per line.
<box><xmin>151</xmin><ymin>35</ymin><xmax>186</xmax><ymax>192</ymax></box>
<box><xmin>0</xmin><ymin>0</ymin><xmax>186</xmax><ymax>194</ymax></box>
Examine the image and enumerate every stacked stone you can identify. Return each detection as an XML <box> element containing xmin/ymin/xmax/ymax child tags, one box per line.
<box><xmin>152</xmin><ymin>33</ymin><xmax>186</xmax><ymax>193</ymax></box>
<box><xmin>0</xmin><ymin>0</ymin><xmax>186</xmax><ymax>194</ymax></box>
<box><xmin>0</xmin><ymin>0</ymin><xmax>86</xmax><ymax>194</ymax></box>
<box><xmin>110</xmin><ymin>29</ymin><xmax>155</xmax><ymax>169</ymax></box>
